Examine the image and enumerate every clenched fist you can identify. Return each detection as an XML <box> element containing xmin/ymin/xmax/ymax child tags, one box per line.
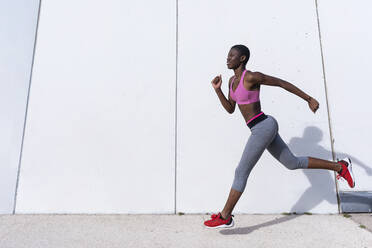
<box><xmin>211</xmin><ymin>75</ymin><xmax>222</xmax><ymax>90</ymax></box>
<box><xmin>308</xmin><ymin>97</ymin><xmax>319</xmax><ymax>113</ymax></box>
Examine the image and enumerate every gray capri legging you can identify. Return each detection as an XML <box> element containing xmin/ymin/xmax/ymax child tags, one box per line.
<box><xmin>232</xmin><ymin>115</ymin><xmax>309</xmax><ymax>193</ymax></box>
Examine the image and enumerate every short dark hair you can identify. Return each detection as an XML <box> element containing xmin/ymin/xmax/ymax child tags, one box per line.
<box><xmin>231</xmin><ymin>44</ymin><xmax>250</xmax><ymax>65</ymax></box>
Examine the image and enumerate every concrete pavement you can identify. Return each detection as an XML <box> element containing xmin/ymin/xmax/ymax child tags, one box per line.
<box><xmin>0</xmin><ymin>214</ymin><xmax>371</xmax><ymax>248</ymax></box>
<box><xmin>349</xmin><ymin>213</ymin><xmax>372</xmax><ymax>233</ymax></box>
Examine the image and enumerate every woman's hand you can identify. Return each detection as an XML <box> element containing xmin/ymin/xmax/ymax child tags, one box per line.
<box><xmin>308</xmin><ymin>97</ymin><xmax>319</xmax><ymax>113</ymax></box>
<box><xmin>211</xmin><ymin>75</ymin><xmax>222</xmax><ymax>90</ymax></box>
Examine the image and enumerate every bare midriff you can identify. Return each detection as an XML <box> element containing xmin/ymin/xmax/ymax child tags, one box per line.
<box><xmin>238</xmin><ymin>101</ymin><xmax>262</xmax><ymax>123</ymax></box>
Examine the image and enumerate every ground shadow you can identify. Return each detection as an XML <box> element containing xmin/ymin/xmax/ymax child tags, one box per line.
<box><xmin>219</xmin><ymin>214</ymin><xmax>299</xmax><ymax>235</ymax></box>
<box><xmin>220</xmin><ymin>126</ymin><xmax>371</xmax><ymax>235</ymax></box>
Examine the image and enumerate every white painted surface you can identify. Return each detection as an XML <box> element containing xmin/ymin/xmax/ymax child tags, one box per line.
<box><xmin>16</xmin><ymin>0</ymin><xmax>176</xmax><ymax>213</ymax></box>
<box><xmin>0</xmin><ymin>0</ymin><xmax>39</xmax><ymax>213</ymax></box>
<box><xmin>11</xmin><ymin>0</ymin><xmax>371</xmax><ymax>214</ymax></box>
<box><xmin>177</xmin><ymin>0</ymin><xmax>338</xmax><ymax>213</ymax></box>
<box><xmin>318</xmin><ymin>0</ymin><xmax>372</xmax><ymax>191</ymax></box>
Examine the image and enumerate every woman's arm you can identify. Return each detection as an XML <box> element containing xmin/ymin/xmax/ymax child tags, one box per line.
<box><xmin>248</xmin><ymin>72</ymin><xmax>319</xmax><ymax>113</ymax></box>
<box><xmin>211</xmin><ymin>75</ymin><xmax>236</xmax><ymax>114</ymax></box>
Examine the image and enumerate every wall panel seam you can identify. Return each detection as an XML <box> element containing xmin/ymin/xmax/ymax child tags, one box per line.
<box><xmin>314</xmin><ymin>0</ymin><xmax>340</xmax><ymax>213</ymax></box>
<box><xmin>174</xmin><ymin>0</ymin><xmax>179</xmax><ymax>214</ymax></box>
<box><xmin>13</xmin><ymin>0</ymin><xmax>42</xmax><ymax>214</ymax></box>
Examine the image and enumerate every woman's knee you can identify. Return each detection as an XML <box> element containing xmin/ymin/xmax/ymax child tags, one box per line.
<box><xmin>232</xmin><ymin>167</ymin><xmax>250</xmax><ymax>192</ymax></box>
<box><xmin>234</xmin><ymin>166</ymin><xmax>249</xmax><ymax>180</ymax></box>
<box><xmin>283</xmin><ymin>156</ymin><xmax>308</xmax><ymax>170</ymax></box>
<box><xmin>232</xmin><ymin>175</ymin><xmax>247</xmax><ymax>193</ymax></box>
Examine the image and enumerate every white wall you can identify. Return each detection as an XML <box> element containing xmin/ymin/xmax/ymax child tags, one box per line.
<box><xmin>177</xmin><ymin>0</ymin><xmax>337</xmax><ymax>214</ymax></box>
<box><xmin>6</xmin><ymin>0</ymin><xmax>371</xmax><ymax>214</ymax></box>
<box><xmin>16</xmin><ymin>0</ymin><xmax>176</xmax><ymax>213</ymax></box>
<box><xmin>318</xmin><ymin>0</ymin><xmax>372</xmax><ymax>192</ymax></box>
<box><xmin>0</xmin><ymin>0</ymin><xmax>39</xmax><ymax>214</ymax></box>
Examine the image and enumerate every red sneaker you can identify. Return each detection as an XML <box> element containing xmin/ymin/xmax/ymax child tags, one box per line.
<box><xmin>336</xmin><ymin>157</ymin><xmax>355</xmax><ymax>188</ymax></box>
<box><xmin>204</xmin><ymin>212</ymin><xmax>234</xmax><ymax>229</ymax></box>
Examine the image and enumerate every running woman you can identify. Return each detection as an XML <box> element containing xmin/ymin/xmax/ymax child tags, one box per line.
<box><xmin>204</xmin><ymin>44</ymin><xmax>355</xmax><ymax>229</ymax></box>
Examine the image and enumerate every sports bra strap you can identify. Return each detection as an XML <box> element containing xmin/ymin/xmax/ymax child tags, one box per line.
<box><xmin>240</xmin><ymin>70</ymin><xmax>247</xmax><ymax>84</ymax></box>
<box><xmin>230</xmin><ymin>76</ymin><xmax>235</xmax><ymax>90</ymax></box>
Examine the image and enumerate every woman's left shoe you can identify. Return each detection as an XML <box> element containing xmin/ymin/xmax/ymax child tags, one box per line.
<box><xmin>336</xmin><ymin>157</ymin><xmax>355</xmax><ymax>188</ymax></box>
<box><xmin>204</xmin><ymin>212</ymin><xmax>234</xmax><ymax>229</ymax></box>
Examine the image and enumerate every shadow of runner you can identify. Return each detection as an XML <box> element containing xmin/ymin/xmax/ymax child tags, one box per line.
<box><xmin>289</xmin><ymin>126</ymin><xmax>337</xmax><ymax>212</ymax></box>
<box><xmin>220</xmin><ymin>126</ymin><xmax>371</xmax><ymax>235</ymax></box>
<box><xmin>289</xmin><ymin>126</ymin><xmax>371</xmax><ymax>212</ymax></box>
<box><xmin>219</xmin><ymin>215</ymin><xmax>299</xmax><ymax>235</ymax></box>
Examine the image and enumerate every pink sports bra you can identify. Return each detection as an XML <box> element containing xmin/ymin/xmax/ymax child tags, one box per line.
<box><xmin>230</xmin><ymin>69</ymin><xmax>260</xmax><ymax>105</ymax></box>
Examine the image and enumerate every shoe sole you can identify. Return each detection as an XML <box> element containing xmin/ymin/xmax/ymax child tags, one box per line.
<box><xmin>204</xmin><ymin>219</ymin><xmax>235</xmax><ymax>229</ymax></box>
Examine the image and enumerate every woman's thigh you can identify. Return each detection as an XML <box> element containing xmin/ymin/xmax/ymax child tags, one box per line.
<box><xmin>266</xmin><ymin>133</ymin><xmax>308</xmax><ymax>170</ymax></box>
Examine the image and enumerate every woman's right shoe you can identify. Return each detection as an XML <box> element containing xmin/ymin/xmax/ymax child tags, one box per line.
<box><xmin>203</xmin><ymin>212</ymin><xmax>234</xmax><ymax>229</ymax></box>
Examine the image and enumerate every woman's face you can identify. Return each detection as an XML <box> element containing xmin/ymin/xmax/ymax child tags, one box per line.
<box><xmin>226</xmin><ymin>48</ymin><xmax>241</xmax><ymax>69</ymax></box>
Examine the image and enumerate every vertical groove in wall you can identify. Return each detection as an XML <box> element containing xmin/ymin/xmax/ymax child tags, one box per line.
<box><xmin>314</xmin><ymin>0</ymin><xmax>341</xmax><ymax>214</ymax></box>
<box><xmin>13</xmin><ymin>0</ymin><xmax>42</xmax><ymax>214</ymax></box>
<box><xmin>174</xmin><ymin>0</ymin><xmax>179</xmax><ymax>214</ymax></box>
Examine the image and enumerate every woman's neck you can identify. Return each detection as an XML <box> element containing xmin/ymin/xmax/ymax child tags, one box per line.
<box><xmin>234</xmin><ymin>66</ymin><xmax>246</xmax><ymax>78</ymax></box>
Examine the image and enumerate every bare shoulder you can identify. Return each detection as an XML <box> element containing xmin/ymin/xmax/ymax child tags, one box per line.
<box><xmin>245</xmin><ymin>71</ymin><xmax>265</xmax><ymax>83</ymax></box>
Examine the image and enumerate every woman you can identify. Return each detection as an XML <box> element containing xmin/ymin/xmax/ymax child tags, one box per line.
<box><xmin>204</xmin><ymin>44</ymin><xmax>355</xmax><ymax>229</ymax></box>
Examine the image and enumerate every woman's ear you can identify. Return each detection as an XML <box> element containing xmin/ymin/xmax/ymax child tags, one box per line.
<box><xmin>240</xmin><ymin>55</ymin><xmax>246</xmax><ymax>63</ymax></box>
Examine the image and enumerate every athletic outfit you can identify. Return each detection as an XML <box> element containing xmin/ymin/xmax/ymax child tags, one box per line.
<box><xmin>204</xmin><ymin>69</ymin><xmax>355</xmax><ymax>229</ymax></box>
<box><xmin>229</xmin><ymin>69</ymin><xmax>309</xmax><ymax>193</ymax></box>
